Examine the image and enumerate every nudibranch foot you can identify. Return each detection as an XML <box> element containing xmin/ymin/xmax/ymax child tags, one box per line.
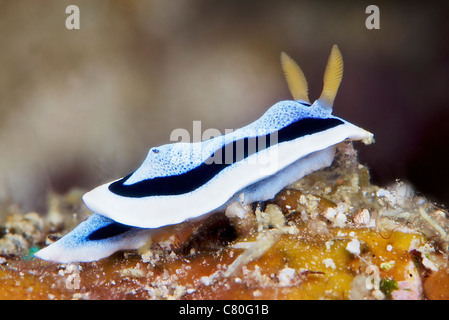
<box><xmin>236</xmin><ymin>146</ymin><xmax>337</xmax><ymax>206</ymax></box>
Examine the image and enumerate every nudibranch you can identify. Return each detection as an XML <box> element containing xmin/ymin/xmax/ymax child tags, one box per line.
<box><xmin>35</xmin><ymin>45</ymin><xmax>374</xmax><ymax>263</ymax></box>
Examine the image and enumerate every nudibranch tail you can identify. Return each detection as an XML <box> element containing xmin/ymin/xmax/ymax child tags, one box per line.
<box><xmin>280</xmin><ymin>51</ymin><xmax>310</xmax><ymax>103</ymax></box>
<box><xmin>317</xmin><ymin>44</ymin><xmax>344</xmax><ymax>111</ymax></box>
<box><xmin>34</xmin><ymin>213</ymin><xmax>152</xmax><ymax>263</ymax></box>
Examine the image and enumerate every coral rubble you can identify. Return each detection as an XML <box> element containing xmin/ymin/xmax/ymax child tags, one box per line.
<box><xmin>1</xmin><ymin>142</ymin><xmax>448</xmax><ymax>300</ymax></box>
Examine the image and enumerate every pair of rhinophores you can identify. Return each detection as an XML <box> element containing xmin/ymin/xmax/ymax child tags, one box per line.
<box><xmin>35</xmin><ymin>45</ymin><xmax>374</xmax><ymax>263</ymax></box>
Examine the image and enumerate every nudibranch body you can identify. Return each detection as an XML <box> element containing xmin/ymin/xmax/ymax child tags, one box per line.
<box><xmin>35</xmin><ymin>45</ymin><xmax>373</xmax><ymax>263</ymax></box>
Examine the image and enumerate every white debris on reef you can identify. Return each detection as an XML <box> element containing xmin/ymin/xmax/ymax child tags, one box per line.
<box><xmin>58</xmin><ymin>263</ymin><xmax>81</xmax><ymax>290</ymax></box>
<box><xmin>143</xmin><ymin>268</ymin><xmax>189</xmax><ymax>300</ymax></box>
<box><xmin>224</xmin><ymin>201</ymin><xmax>305</xmax><ymax>278</ymax></box>
<box><xmin>376</xmin><ymin>181</ymin><xmax>449</xmax><ymax>245</ymax></box>
<box><xmin>255</xmin><ymin>204</ymin><xmax>285</xmax><ymax>231</ymax></box>
<box><xmin>353</xmin><ymin>209</ymin><xmax>374</xmax><ymax>227</ymax></box>
<box><xmin>225</xmin><ymin>201</ymin><xmax>248</xmax><ymax>219</ymax></box>
<box><xmin>224</xmin><ymin>230</ymin><xmax>280</xmax><ymax>277</ymax></box>
<box><xmin>277</xmin><ymin>267</ymin><xmax>296</xmax><ymax>287</ymax></box>
<box><xmin>224</xmin><ymin>202</ymin><xmax>284</xmax><ymax>277</ymax></box>
<box><xmin>120</xmin><ymin>264</ymin><xmax>146</xmax><ymax>278</ymax></box>
<box><xmin>0</xmin><ymin>212</ymin><xmax>44</xmax><ymax>256</ymax></box>
<box><xmin>346</xmin><ymin>238</ymin><xmax>361</xmax><ymax>255</ymax></box>
<box><xmin>322</xmin><ymin>258</ymin><xmax>336</xmax><ymax>270</ymax></box>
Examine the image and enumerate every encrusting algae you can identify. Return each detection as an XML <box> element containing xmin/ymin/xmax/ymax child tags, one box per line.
<box><xmin>0</xmin><ymin>142</ymin><xmax>449</xmax><ymax>299</ymax></box>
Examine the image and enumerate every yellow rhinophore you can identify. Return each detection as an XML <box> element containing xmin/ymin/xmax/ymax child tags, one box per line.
<box><xmin>280</xmin><ymin>51</ymin><xmax>310</xmax><ymax>103</ymax></box>
<box><xmin>281</xmin><ymin>45</ymin><xmax>344</xmax><ymax>111</ymax></box>
<box><xmin>318</xmin><ymin>44</ymin><xmax>344</xmax><ymax>110</ymax></box>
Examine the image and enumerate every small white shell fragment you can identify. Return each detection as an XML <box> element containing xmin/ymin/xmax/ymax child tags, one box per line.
<box><xmin>255</xmin><ymin>204</ymin><xmax>285</xmax><ymax>231</ymax></box>
<box><xmin>120</xmin><ymin>267</ymin><xmax>146</xmax><ymax>278</ymax></box>
<box><xmin>323</xmin><ymin>258</ymin><xmax>336</xmax><ymax>270</ymax></box>
<box><xmin>253</xmin><ymin>290</ymin><xmax>262</xmax><ymax>297</ymax></box>
<box><xmin>346</xmin><ymin>239</ymin><xmax>361</xmax><ymax>255</ymax></box>
<box><xmin>354</xmin><ymin>209</ymin><xmax>371</xmax><ymax>226</ymax></box>
<box><xmin>277</xmin><ymin>267</ymin><xmax>296</xmax><ymax>287</ymax></box>
<box><xmin>324</xmin><ymin>207</ymin><xmax>337</xmax><ymax>220</ymax></box>
<box><xmin>200</xmin><ymin>276</ymin><xmax>213</xmax><ymax>286</ymax></box>
<box><xmin>225</xmin><ymin>202</ymin><xmax>248</xmax><ymax>219</ymax></box>
<box><xmin>422</xmin><ymin>257</ymin><xmax>438</xmax><ymax>272</ymax></box>
<box><xmin>334</xmin><ymin>212</ymin><xmax>347</xmax><ymax>227</ymax></box>
<box><xmin>323</xmin><ymin>207</ymin><xmax>347</xmax><ymax>227</ymax></box>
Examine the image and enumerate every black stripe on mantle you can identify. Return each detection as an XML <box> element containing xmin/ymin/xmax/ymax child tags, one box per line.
<box><xmin>108</xmin><ymin>117</ymin><xmax>344</xmax><ymax>198</ymax></box>
<box><xmin>87</xmin><ymin>222</ymin><xmax>133</xmax><ymax>241</ymax></box>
